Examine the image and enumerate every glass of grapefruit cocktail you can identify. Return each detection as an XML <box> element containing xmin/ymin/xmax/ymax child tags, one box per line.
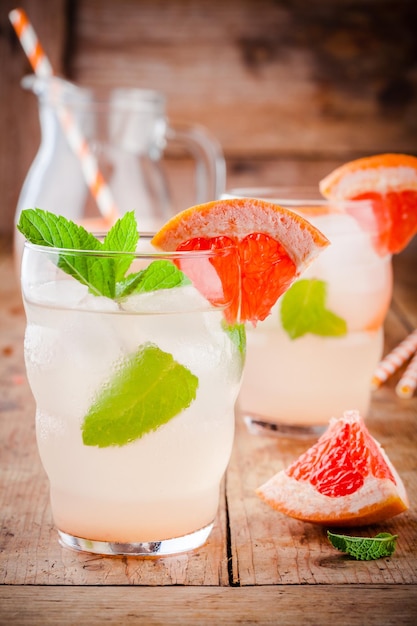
<box><xmin>225</xmin><ymin>153</ymin><xmax>417</xmax><ymax>438</ymax></box>
<box><xmin>224</xmin><ymin>187</ymin><xmax>393</xmax><ymax>437</ymax></box>
<box><xmin>18</xmin><ymin>201</ymin><xmax>328</xmax><ymax>555</ymax></box>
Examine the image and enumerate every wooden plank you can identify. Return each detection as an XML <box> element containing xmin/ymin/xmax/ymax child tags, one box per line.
<box><xmin>1</xmin><ymin>585</ymin><xmax>416</xmax><ymax>626</ymax></box>
<box><xmin>69</xmin><ymin>0</ymin><xmax>417</xmax><ymax>156</ymax></box>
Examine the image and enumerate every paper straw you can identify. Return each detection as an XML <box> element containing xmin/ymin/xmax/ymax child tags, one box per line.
<box><xmin>9</xmin><ymin>7</ymin><xmax>119</xmax><ymax>224</ymax></box>
<box><xmin>396</xmin><ymin>351</ymin><xmax>417</xmax><ymax>399</ymax></box>
<box><xmin>371</xmin><ymin>329</ymin><xmax>417</xmax><ymax>389</ymax></box>
<box><xmin>9</xmin><ymin>8</ymin><xmax>52</xmax><ymax>77</ymax></box>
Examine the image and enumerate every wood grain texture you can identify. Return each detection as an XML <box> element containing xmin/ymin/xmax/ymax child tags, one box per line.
<box><xmin>227</xmin><ymin>416</ymin><xmax>417</xmax><ymax>586</ymax></box>
<box><xmin>69</xmin><ymin>0</ymin><xmax>417</xmax><ymax>156</ymax></box>
<box><xmin>1</xmin><ymin>585</ymin><xmax>417</xmax><ymax>625</ymax></box>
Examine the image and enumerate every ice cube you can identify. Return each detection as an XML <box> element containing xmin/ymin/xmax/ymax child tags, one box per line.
<box><xmin>26</xmin><ymin>280</ymin><xmax>88</xmax><ymax>308</ymax></box>
<box><xmin>78</xmin><ymin>293</ymin><xmax>120</xmax><ymax>312</ymax></box>
<box><xmin>25</xmin><ymin>302</ymin><xmax>126</xmax><ymax>420</ymax></box>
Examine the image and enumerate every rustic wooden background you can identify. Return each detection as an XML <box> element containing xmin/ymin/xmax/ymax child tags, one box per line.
<box><xmin>1</xmin><ymin>0</ymin><xmax>417</xmax><ymax>240</ymax></box>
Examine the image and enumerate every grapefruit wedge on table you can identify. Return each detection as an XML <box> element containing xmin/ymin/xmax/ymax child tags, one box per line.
<box><xmin>151</xmin><ymin>198</ymin><xmax>330</xmax><ymax>324</ymax></box>
<box><xmin>256</xmin><ymin>410</ymin><xmax>409</xmax><ymax>527</ymax></box>
<box><xmin>319</xmin><ymin>153</ymin><xmax>417</xmax><ymax>255</ymax></box>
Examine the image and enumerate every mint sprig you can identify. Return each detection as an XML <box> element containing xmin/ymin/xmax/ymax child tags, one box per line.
<box><xmin>327</xmin><ymin>531</ymin><xmax>398</xmax><ymax>560</ymax></box>
<box><xmin>17</xmin><ymin>208</ymin><xmax>113</xmax><ymax>296</ymax></box>
<box><xmin>17</xmin><ymin>209</ymin><xmax>188</xmax><ymax>299</ymax></box>
<box><xmin>281</xmin><ymin>278</ymin><xmax>347</xmax><ymax>339</ymax></box>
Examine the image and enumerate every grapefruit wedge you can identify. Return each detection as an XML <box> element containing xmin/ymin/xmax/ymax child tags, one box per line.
<box><xmin>151</xmin><ymin>198</ymin><xmax>329</xmax><ymax>324</ymax></box>
<box><xmin>256</xmin><ymin>410</ymin><xmax>409</xmax><ymax>527</ymax></box>
<box><xmin>319</xmin><ymin>153</ymin><xmax>417</xmax><ymax>255</ymax></box>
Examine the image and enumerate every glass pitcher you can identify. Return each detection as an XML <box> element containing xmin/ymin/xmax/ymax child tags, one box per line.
<box><xmin>14</xmin><ymin>75</ymin><xmax>226</xmax><ymax>260</ymax></box>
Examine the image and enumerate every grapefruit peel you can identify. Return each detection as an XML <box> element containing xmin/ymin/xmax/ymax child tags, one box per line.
<box><xmin>256</xmin><ymin>410</ymin><xmax>409</xmax><ymax>527</ymax></box>
<box><xmin>151</xmin><ymin>199</ymin><xmax>330</xmax><ymax>325</ymax></box>
<box><xmin>319</xmin><ymin>153</ymin><xmax>417</xmax><ymax>199</ymax></box>
<box><xmin>319</xmin><ymin>153</ymin><xmax>417</xmax><ymax>255</ymax></box>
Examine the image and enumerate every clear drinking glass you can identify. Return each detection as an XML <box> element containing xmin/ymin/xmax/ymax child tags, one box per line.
<box><xmin>21</xmin><ymin>236</ymin><xmax>243</xmax><ymax>555</ymax></box>
<box><xmin>223</xmin><ymin>188</ymin><xmax>393</xmax><ymax>438</ymax></box>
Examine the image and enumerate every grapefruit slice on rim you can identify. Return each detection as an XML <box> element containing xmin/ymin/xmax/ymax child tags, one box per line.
<box><xmin>256</xmin><ymin>410</ymin><xmax>409</xmax><ymax>527</ymax></box>
<box><xmin>319</xmin><ymin>153</ymin><xmax>417</xmax><ymax>255</ymax></box>
<box><xmin>151</xmin><ymin>198</ymin><xmax>330</xmax><ymax>325</ymax></box>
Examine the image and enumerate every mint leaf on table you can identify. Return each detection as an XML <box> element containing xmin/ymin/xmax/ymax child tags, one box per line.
<box><xmin>116</xmin><ymin>260</ymin><xmax>191</xmax><ymax>299</ymax></box>
<box><xmin>82</xmin><ymin>342</ymin><xmax>199</xmax><ymax>447</ymax></box>
<box><xmin>327</xmin><ymin>531</ymin><xmax>398</xmax><ymax>560</ymax></box>
<box><xmin>280</xmin><ymin>279</ymin><xmax>347</xmax><ymax>340</ymax></box>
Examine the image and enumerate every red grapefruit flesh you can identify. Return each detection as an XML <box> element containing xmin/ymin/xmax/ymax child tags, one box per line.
<box><xmin>151</xmin><ymin>199</ymin><xmax>330</xmax><ymax>324</ymax></box>
<box><xmin>256</xmin><ymin>410</ymin><xmax>409</xmax><ymax>527</ymax></box>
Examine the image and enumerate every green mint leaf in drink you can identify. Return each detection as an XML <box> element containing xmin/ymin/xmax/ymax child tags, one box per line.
<box><xmin>327</xmin><ymin>531</ymin><xmax>398</xmax><ymax>560</ymax></box>
<box><xmin>17</xmin><ymin>209</ymin><xmax>192</xmax><ymax>301</ymax></box>
<box><xmin>222</xmin><ymin>321</ymin><xmax>246</xmax><ymax>366</ymax></box>
<box><xmin>17</xmin><ymin>207</ymin><xmax>101</xmax><ymax>250</ymax></box>
<box><xmin>82</xmin><ymin>342</ymin><xmax>199</xmax><ymax>447</ymax></box>
<box><xmin>116</xmin><ymin>260</ymin><xmax>191</xmax><ymax>299</ymax></box>
<box><xmin>17</xmin><ymin>209</ymin><xmax>138</xmax><ymax>298</ymax></box>
<box><xmin>280</xmin><ymin>279</ymin><xmax>347</xmax><ymax>339</ymax></box>
<box><xmin>17</xmin><ymin>208</ymin><xmax>113</xmax><ymax>297</ymax></box>
<box><xmin>102</xmin><ymin>211</ymin><xmax>139</xmax><ymax>281</ymax></box>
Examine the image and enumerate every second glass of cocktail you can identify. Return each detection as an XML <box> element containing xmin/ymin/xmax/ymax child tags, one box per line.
<box><xmin>224</xmin><ymin>188</ymin><xmax>393</xmax><ymax>438</ymax></box>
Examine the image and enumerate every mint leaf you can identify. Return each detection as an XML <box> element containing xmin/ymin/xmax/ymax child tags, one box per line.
<box><xmin>222</xmin><ymin>321</ymin><xmax>246</xmax><ymax>366</ymax></box>
<box><xmin>116</xmin><ymin>260</ymin><xmax>191</xmax><ymax>299</ymax></box>
<box><xmin>17</xmin><ymin>209</ymin><xmax>140</xmax><ymax>298</ymax></box>
<box><xmin>280</xmin><ymin>279</ymin><xmax>347</xmax><ymax>339</ymax></box>
<box><xmin>82</xmin><ymin>342</ymin><xmax>199</xmax><ymax>447</ymax></box>
<box><xmin>17</xmin><ymin>208</ymin><xmax>115</xmax><ymax>296</ymax></box>
<box><xmin>17</xmin><ymin>208</ymin><xmax>101</xmax><ymax>250</ymax></box>
<box><xmin>18</xmin><ymin>209</ymin><xmax>193</xmax><ymax>302</ymax></box>
<box><xmin>102</xmin><ymin>211</ymin><xmax>138</xmax><ymax>281</ymax></box>
<box><xmin>327</xmin><ymin>531</ymin><xmax>398</xmax><ymax>560</ymax></box>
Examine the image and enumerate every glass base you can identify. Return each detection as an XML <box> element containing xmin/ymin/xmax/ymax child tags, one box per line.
<box><xmin>243</xmin><ymin>414</ymin><xmax>327</xmax><ymax>439</ymax></box>
<box><xmin>58</xmin><ymin>522</ymin><xmax>214</xmax><ymax>556</ymax></box>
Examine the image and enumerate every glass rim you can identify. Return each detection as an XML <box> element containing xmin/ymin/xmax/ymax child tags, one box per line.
<box><xmin>22</xmin><ymin>236</ymin><xmax>238</xmax><ymax>259</ymax></box>
<box><xmin>222</xmin><ymin>187</ymin><xmax>392</xmax><ymax>247</ymax></box>
<box><xmin>222</xmin><ymin>187</ymin><xmax>374</xmax><ymax>207</ymax></box>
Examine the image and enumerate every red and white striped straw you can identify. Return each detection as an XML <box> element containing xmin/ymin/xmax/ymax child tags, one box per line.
<box><xmin>371</xmin><ymin>328</ymin><xmax>417</xmax><ymax>390</ymax></box>
<box><xmin>9</xmin><ymin>7</ymin><xmax>119</xmax><ymax>224</ymax></box>
<box><xmin>396</xmin><ymin>351</ymin><xmax>417</xmax><ymax>399</ymax></box>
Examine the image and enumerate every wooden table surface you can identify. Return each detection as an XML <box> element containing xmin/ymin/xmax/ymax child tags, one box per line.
<box><xmin>1</xmin><ymin>240</ymin><xmax>416</xmax><ymax>625</ymax></box>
